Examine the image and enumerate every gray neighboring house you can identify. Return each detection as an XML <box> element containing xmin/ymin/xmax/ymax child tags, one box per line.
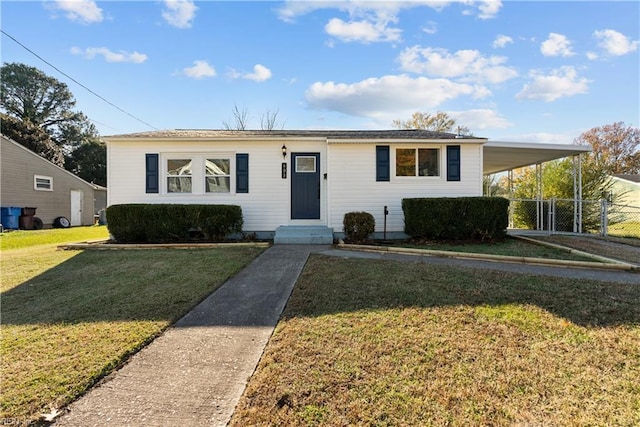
<box><xmin>1</xmin><ymin>134</ymin><xmax>107</xmax><ymax>228</ymax></box>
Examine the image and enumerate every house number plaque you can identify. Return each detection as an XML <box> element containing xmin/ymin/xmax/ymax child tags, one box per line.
<box><xmin>281</xmin><ymin>162</ymin><xmax>287</xmax><ymax>179</ymax></box>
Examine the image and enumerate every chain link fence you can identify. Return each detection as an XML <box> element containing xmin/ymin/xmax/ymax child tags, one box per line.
<box><xmin>509</xmin><ymin>198</ymin><xmax>640</xmax><ymax>238</ymax></box>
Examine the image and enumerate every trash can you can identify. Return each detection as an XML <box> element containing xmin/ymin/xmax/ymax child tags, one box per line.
<box><xmin>1</xmin><ymin>207</ymin><xmax>21</xmax><ymax>230</ymax></box>
<box><xmin>19</xmin><ymin>207</ymin><xmax>37</xmax><ymax>230</ymax></box>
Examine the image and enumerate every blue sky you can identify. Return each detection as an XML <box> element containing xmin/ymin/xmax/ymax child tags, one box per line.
<box><xmin>1</xmin><ymin>1</ymin><xmax>638</xmax><ymax>143</ymax></box>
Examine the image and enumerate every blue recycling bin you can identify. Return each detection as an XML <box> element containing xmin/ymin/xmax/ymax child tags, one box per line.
<box><xmin>1</xmin><ymin>207</ymin><xmax>22</xmax><ymax>230</ymax></box>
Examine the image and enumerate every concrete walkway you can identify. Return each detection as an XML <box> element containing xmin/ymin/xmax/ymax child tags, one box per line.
<box><xmin>55</xmin><ymin>245</ymin><xmax>329</xmax><ymax>427</ymax></box>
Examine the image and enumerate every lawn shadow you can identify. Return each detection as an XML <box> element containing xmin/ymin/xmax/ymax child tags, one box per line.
<box><xmin>283</xmin><ymin>254</ymin><xmax>640</xmax><ymax>328</ymax></box>
<box><xmin>1</xmin><ymin>248</ymin><xmax>258</xmax><ymax>326</ymax></box>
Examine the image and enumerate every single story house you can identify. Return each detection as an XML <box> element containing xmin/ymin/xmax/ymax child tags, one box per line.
<box><xmin>1</xmin><ymin>134</ymin><xmax>107</xmax><ymax>228</ymax></box>
<box><xmin>103</xmin><ymin>129</ymin><xmax>590</xmax><ymax>242</ymax></box>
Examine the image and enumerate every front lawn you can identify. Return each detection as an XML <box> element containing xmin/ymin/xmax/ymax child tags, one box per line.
<box><xmin>231</xmin><ymin>255</ymin><xmax>640</xmax><ymax>426</ymax></box>
<box><xmin>1</xmin><ymin>242</ymin><xmax>263</xmax><ymax>424</ymax></box>
<box><xmin>0</xmin><ymin>225</ymin><xmax>109</xmax><ymax>251</ymax></box>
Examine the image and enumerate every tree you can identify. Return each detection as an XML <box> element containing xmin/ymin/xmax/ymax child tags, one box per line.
<box><xmin>1</xmin><ymin>62</ymin><xmax>105</xmax><ymax>184</ymax></box>
<box><xmin>222</xmin><ymin>104</ymin><xmax>249</xmax><ymax>130</ymax></box>
<box><xmin>392</xmin><ymin>111</ymin><xmax>470</xmax><ymax>135</ymax></box>
<box><xmin>0</xmin><ymin>113</ymin><xmax>65</xmax><ymax>166</ymax></box>
<box><xmin>0</xmin><ymin>62</ymin><xmax>95</xmax><ymax>150</ymax></box>
<box><xmin>222</xmin><ymin>104</ymin><xmax>285</xmax><ymax>130</ymax></box>
<box><xmin>64</xmin><ymin>140</ymin><xmax>106</xmax><ymax>186</ymax></box>
<box><xmin>260</xmin><ymin>108</ymin><xmax>284</xmax><ymax>131</ymax></box>
<box><xmin>574</xmin><ymin>122</ymin><xmax>640</xmax><ymax>174</ymax></box>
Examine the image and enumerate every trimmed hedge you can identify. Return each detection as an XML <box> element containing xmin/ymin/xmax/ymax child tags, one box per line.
<box><xmin>106</xmin><ymin>204</ymin><xmax>243</xmax><ymax>243</ymax></box>
<box><xmin>343</xmin><ymin>211</ymin><xmax>375</xmax><ymax>243</ymax></box>
<box><xmin>402</xmin><ymin>197</ymin><xmax>509</xmax><ymax>241</ymax></box>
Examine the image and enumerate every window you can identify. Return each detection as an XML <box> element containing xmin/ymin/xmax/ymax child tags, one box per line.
<box><xmin>295</xmin><ymin>156</ymin><xmax>316</xmax><ymax>173</ymax></box>
<box><xmin>205</xmin><ymin>158</ymin><xmax>230</xmax><ymax>193</ymax></box>
<box><xmin>167</xmin><ymin>159</ymin><xmax>192</xmax><ymax>193</ymax></box>
<box><xmin>34</xmin><ymin>175</ymin><xmax>53</xmax><ymax>191</ymax></box>
<box><xmin>396</xmin><ymin>148</ymin><xmax>439</xmax><ymax>177</ymax></box>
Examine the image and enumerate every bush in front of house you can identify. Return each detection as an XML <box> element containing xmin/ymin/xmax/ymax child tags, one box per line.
<box><xmin>106</xmin><ymin>204</ymin><xmax>243</xmax><ymax>243</ymax></box>
<box><xmin>343</xmin><ymin>211</ymin><xmax>375</xmax><ymax>243</ymax></box>
<box><xmin>402</xmin><ymin>197</ymin><xmax>509</xmax><ymax>241</ymax></box>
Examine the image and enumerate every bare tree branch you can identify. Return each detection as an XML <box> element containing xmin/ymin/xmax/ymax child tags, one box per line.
<box><xmin>222</xmin><ymin>104</ymin><xmax>249</xmax><ymax>130</ymax></box>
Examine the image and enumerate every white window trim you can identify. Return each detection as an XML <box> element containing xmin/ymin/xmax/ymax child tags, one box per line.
<box><xmin>393</xmin><ymin>146</ymin><xmax>442</xmax><ymax>179</ymax></box>
<box><xmin>162</xmin><ymin>153</ymin><xmax>234</xmax><ymax>195</ymax></box>
<box><xmin>34</xmin><ymin>174</ymin><xmax>53</xmax><ymax>191</ymax></box>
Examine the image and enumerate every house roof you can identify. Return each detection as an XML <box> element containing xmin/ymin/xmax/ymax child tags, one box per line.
<box><xmin>103</xmin><ymin>129</ymin><xmax>592</xmax><ymax>175</ymax></box>
<box><xmin>103</xmin><ymin>128</ymin><xmax>484</xmax><ymax>141</ymax></box>
<box><xmin>483</xmin><ymin>141</ymin><xmax>592</xmax><ymax>175</ymax></box>
<box><xmin>1</xmin><ymin>134</ymin><xmax>107</xmax><ymax>190</ymax></box>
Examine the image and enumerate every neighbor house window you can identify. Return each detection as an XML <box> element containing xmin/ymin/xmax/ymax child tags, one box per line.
<box><xmin>396</xmin><ymin>148</ymin><xmax>439</xmax><ymax>177</ymax></box>
<box><xmin>34</xmin><ymin>175</ymin><xmax>53</xmax><ymax>191</ymax></box>
<box><xmin>205</xmin><ymin>158</ymin><xmax>230</xmax><ymax>193</ymax></box>
<box><xmin>167</xmin><ymin>159</ymin><xmax>192</xmax><ymax>193</ymax></box>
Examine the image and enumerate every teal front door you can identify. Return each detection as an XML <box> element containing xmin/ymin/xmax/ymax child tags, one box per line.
<box><xmin>291</xmin><ymin>153</ymin><xmax>320</xmax><ymax>219</ymax></box>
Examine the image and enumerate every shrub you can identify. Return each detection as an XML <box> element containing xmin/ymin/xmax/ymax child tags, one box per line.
<box><xmin>343</xmin><ymin>211</ymin><xmax>375</xmax><ymax>243</ymax></box>
<box><xmin>106</xmin><ymin>204</ymin><xmax>243</xmax><ymax>243</ymax></box>
<box><xmin>402</xmin><ymin>197</ymin><xmax>508</xmax><ymax>241</ymax></box>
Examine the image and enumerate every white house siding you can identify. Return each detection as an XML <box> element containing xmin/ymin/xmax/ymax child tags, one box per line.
<box><xmin>107</xmin><ymin>138</ymin><xmax>327</xmax><ymax>232</ymax></box>
<box><xmin>327</xmin><ymin>143</ymin><xmax>483</xmax><ymax>233</ymax></box>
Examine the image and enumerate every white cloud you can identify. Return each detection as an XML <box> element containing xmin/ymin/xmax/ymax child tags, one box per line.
<box><xmin>304</xmin><ymin>74</ymin><xmax>479</xmax><ymax>120</ymax></box>
<box><xmin>228</xmin><ymin>64</ymin><xmax>273</xmax><ymax>82</ymax></box>
<box><xmin>276</xmin><ymin>1</ymin><xmax>502</xmax><ymax>27</ymax></box>
<box><xmin>325</xmin><ymin>17</ymin><xmax>401</xmax><ymax>43</ymax></box>
<box><xmin>477</xmin><ymin>0</ymin><xmax>502</xmax><ymax>19</ymax></box>
<box><xmin>162</xmin><ymin>0</ymin><xmax>197</xmax><ymax>29</ymax></box>
<box><xmin>49</xmin><ymin>0</ymin><xmax>103</xmax><ymax>24</ymax></box>
<box><xmin>183</xmin><ymin>60</ymin><xmax>216</xmax><ymax>79</ymax></box>
<box><xmin>540</xmin><ymin>33</ymin><xmax>574</xmax><ymax>57</ymax></box>
<box><xmin>70</xmin><ymin>47</ymin><xmax>147</xmax><ymax>63</ymax></box>
<box><xmin>293</xmin><ymin>2</ymin><xmax>502</xmax><ymax>44</ymax></box>
<box><xmin>594</xmin><ymin>29</ymin><xmax>639</xmax><ymax>56</ymax></box>
<box><xmin>516</xmin><ymin>66</ymin><xmax>589</xmax><ymax>102</ymax></box>
<box><xmin>586</xmin><ymin>52</ymin><xmax>598</xmax><ymax>61</ymax></box>
<box><xmin>449</xmin><ymin>109</ymin><xmax>512</xmax><ymax>130</ymax></box>
<box><xmin>493</xmin><ymin>34</ymin><xmax>513</xmax><ymax>49</ymax></box>
<box><xmin>398</xmin><ymin>46</ymin><xmax>518</xmax><ymax>84</ymax></box>
<box><xmin>243</xmin><ymin>64</ymin><xmax>273</xmax><ymax>82</ymax></box>
<box><xmin>422</xmin><ymin>21</ymin><xmax>438</xmax><ymax>35</ymax></box>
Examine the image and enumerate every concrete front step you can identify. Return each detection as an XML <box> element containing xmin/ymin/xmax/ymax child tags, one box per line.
<box><xmin>274</xmin><ymin>226</ymin><xmax>334</xmax><ymax>245</ymax></box>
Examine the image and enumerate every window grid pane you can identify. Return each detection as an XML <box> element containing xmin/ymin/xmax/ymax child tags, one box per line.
<box><xmin>396</xmin><ymin>149</ymin><xmax>415</xmax><ymax>176</ymax></box>
<box><xmin>418</xmin><ymin>149</ymin><xmax>439</xmax><ymax>176</ymax></box>
<box><xmin>167</xmin><ymin>159</ymin><xmax>192</xmax><ymax>193</ymax></box>
<box><xmin>295</xmin><ymin>156</ymin><xmax>316</xmax><ymax>173</ymax></box>
<box><xmin>206</xmin><ymin>158</ymin><xmax>230</xmax><ymax>193</ymax></box>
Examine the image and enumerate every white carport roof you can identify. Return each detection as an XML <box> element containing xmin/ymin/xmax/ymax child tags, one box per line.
<box><xmin>483</xmin><ymin>141</ymin><xmax>591</xmax><ymax>175</ymax></box>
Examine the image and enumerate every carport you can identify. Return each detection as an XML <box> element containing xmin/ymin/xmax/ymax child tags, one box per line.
<box><xmin>482</xmin><ymin>141</ymin><xmax>592</xmax><ymax>232</ymax></box>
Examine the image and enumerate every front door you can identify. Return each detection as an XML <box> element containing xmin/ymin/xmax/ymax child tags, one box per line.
<box><xmin>291</xmin><ymin>153</ymin><xmax>320</xmax><ymax>219</ymax></box>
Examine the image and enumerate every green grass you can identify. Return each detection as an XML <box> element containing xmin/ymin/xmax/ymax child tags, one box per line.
<box><xmin>608</xmin><ymin>221</ymin><xmax>640</xmax><ymax>239</ymax></box>
<box><xmin>1</xmin><ymin>241</ymin><xmax>263</xmax><ymax>424</ymax></box>
<box><xmin>398</xmin><ymin>236</ymin><xmax>596</xmax><ymax>262</ymax></box>
<box><xmin>0</xmin><ymin>225</ymin><xmax>109</xmax><ymax>251</ymax></box>
<box><xmin>230</xmin><ymin>255</ymin><xmax>640</xmax><ymax>427</ymax></box>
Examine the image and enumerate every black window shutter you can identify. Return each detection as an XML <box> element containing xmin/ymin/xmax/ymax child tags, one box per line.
<box><xmin>145</xmin><ymin>153</ymin><xmax>159</xmax><ymax>193</ymax></box>
<box><xmin>446</xmin><ymin>145</ymin><xmax>461</xmax><ymax>181</ymax></box>
<box><xmin>376</xmin><ymin>145</ymin><xmax>390</xmax><ymax>182</ymax></box>
<box><xmin>236</xmin><ymin>153</ymin><xmax>249</xmax><ymax>193</ymax></box>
